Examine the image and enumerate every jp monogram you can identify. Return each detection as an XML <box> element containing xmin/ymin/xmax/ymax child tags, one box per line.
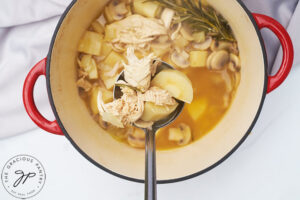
<box><xmin>1</xmin><ymin>155</ymin><xmax>46</xmax><ymax>199</ymax></box>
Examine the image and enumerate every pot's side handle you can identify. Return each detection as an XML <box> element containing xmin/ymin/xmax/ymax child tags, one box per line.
<box><xmin>253</xmin><ymin>13</ymin><xmax>294</xmax><ymax>93</ymax></box>
<box><xmin>23</xmin><ymin>58</ymin><xmax>64</xmax><ymax>135</ymax></box>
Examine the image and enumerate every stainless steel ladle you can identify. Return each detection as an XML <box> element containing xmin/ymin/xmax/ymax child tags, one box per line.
<box><xmin>113</xmin><ymin>61</ymin><xmax>185</xmax><ymax>200</ymax></box>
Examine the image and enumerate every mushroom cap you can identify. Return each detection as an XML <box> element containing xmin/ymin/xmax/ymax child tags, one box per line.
<box><xmin>207</xmin><ymin>50</ymin><xmax>229</xmax><ymax>70</ymax></box>
<box><xmin>171</xmin><ymin>49</ymin><xmax>190</xmax><ymax>68</ymax></box>
<box><xmin>228</xmin><ymin>53</ymin><xmax>241</xmax><ymax>72</ymax></box>
<box><xmin>109</xmin><ymin>0</ymin><xmax>128</xmax><ymax>21</ymax></box>
<box><xmin>193</xmin><ymin>36</ymin><xmax>213</xmax><ymax>50</ymax></box>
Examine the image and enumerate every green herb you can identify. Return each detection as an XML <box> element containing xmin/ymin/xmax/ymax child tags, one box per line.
<box><xmin>149</xmin><ymin>0</ymin><xmax>236</xmax><ymax>42</ymax></box>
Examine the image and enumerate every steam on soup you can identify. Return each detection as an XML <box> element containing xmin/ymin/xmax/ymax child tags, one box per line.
<box><xmin>76</xmin><ymin>0</ymin><xmax>241</xmax><ymax>150</ymax></box>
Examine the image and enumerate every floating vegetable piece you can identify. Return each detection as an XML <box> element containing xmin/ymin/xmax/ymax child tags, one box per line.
<box><xmin>128</xmin><ymin>128</ymin><xmax>145</xmax><ymax>148</ymax></box>
<box><xmin>192</xmin><ymin>32</ymin><xmax>205</xmax><ymax>43</ymax></box>
<box><xmin>78</xmin><ymin>55</ymin><xmax>98</xmax><ymax>79</ymax></box>
<box><xmin>228</xmin><ymin>53</ymin><xmax>241</xmax><ymax>72</ymax></box>
<box><xmin>161</xmin><ymin>8</ymin><xmax>175</xmax><ymax>28</ymax></box>
<box><xmin>91</xmin><ymin>21</ymin><xmax>105</xmax><ymax>34</ymax></box>
<box><xmin>90</xmin><ymin>87</ymin><xmax>113</xmax><ymax>114</ymax></box>
<box><xmin>171</xmin><ymin>49</ymin><xmax>190</xmax><ymax>68</ymax></box>
<box><xmin>151</xmin><ymin>69</ymin><xmax>193</xmax><ymax>103</ymax></box>
<box><xmin>174</xmin><ymin>34</ymin><xmax>189</xmax><ymax>48</ymax></box>
<box><xmin>180</xmin><ymin>24</ymin><xmax>194</xmax><ymax>41</ymax></box>
<box><xmin>108</xmin><ymin>0</ymin><xmax>128</xmax><ymax>21</ymax></box>
<box><xmin>187</xmin><ymin>98</ymin><xmax>207</xmax><ymax>121</ymax></box>
<box><xmin>207</xmin><ymin>50</ymin><xmax>229</xmax><ymax>70</ymax></box>
<box><xmin>141</xmin><ymin>102</ymin><xmax>178</xmax><ymax>122</ymax></box>
<box><xmin>103</xmin><ymin>51</ymin><xmax>124</xmax><ymax>67</ymax></box>
<box><xmin>133</xmin><ymin>0</ymin><xmax>161</xmax><ymax>18</ymax></box>
<box><xmin>78</xmin><ymin>31</ymin><xmax>103</xmax><ymax>55</ymax></box>
<box><xmin>189</xmin><ymin>50</ymin><xmax>209</xmax><ymax>67</ymax></box>
<box><xmin>193</xmin><ymin>36</ymin><xmax>212</xmax><ymax>50</ymax></box>
<box><xmin>168</xmin><ymin>123</ymin><xmax>192</xmax><ymax>145</ymax></box>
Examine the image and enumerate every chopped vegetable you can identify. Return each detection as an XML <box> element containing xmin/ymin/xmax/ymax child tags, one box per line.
<box><xmin>186</xmin><ymin>98</ymin><xmax>207</xmax><ymax>121</ymax></box>
<box><xmin>90</xmin><ymin>87</ymin><xmax>113</xmax><ymax>115</ymax></box>
<box><xmin>133</xmin><ymin>0</ymin><xmax>161</xmax><ymax>18</ymax></box>
<box><xmin>189</xmin><ymin>51</ymin><xmax>209</xmax><ymax>67</ymax></box>
<box><xmin>141</xmin><ymin>101</ymin><xmax>178</xmax><ymax>122</ymax></box>
<box><xmin>78</xmin><ymin>55</ymin><xmax>98</xmax><ymax>79</ymax></box>
<box><xmin>104</xmin><ymin>23</ymin><xmax>118</xmax><ymax>41</ymax></box>
<box><xmin>101</xmin><ymin>42</ymin><xmax>113</xmax><ymax>58</ymax></box>
<box><xmin>78</xmin><ymin>31</ymin><xmax>103</xmax><ymax>55</ymax></box>
<box><xmin>151</xmin><ymin>69</ymin><xmax>193</xmax><ymax>103</ymax></box>
<box><xmin>91</xmin><ymin>21</ymin><xmax>105</xmax><ymax>34</ymax></box>
<box><xmin>192</xmin><ymin>32</ymin><xmax>206</xmax><ymax>43</ymax></box>
<box><xmin>168</xmin><ymin>123</ymin><xmax>192</xmax><ymax>145</ymax></box>
<box><xmin>103</xmin><ymin>51</ymin><xmax>124</xmax><ymax>67</ymax></box>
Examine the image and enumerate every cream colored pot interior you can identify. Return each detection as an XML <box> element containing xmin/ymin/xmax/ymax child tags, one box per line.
<box><xmin>49</xmin><ymin>0</ymin><xmax>265</xmax><ymax>181</ymax></box>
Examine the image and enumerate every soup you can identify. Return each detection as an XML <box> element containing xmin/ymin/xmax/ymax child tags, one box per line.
<box><xmin>76</xmin><ymin>0</ymin><xmax>240</xmax><ymax>150</ymax></box>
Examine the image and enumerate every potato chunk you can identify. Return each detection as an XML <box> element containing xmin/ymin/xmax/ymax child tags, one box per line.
<box><xmin>103</xmin><ymin>51</ymin><xmax>124</xmax><ymax>67</ymax></box>
<box><xmin>78</xmin><ymin>31</ymin><xmax>103</xmax><ymax>55</ymax></box>
<box><xmin>90</xmin><ymin>87</ymin><xmax>113</xmax><ymax>114</ymax></box>
<box><xmin>141</xmin><ymin>102</ymin><xmax>178</xmax><ymax>122</ymax></box>
<box><xmin>78</xmin><ymin>55</ymin><xmax>98</xmax><ymax>79</ymax></box>
<box><xmin>91</xmin><ymin>21</ymin><xmax>105</xmax><ymax>34</ymax></box>
<box><xmin>151</xmin><ymin>69</ymin><xmax>193</xmax><ymax>103</ymax></box>
<box><xmin>133</xmin><ymin>0</ymin><xmax>161</xmax><ymax>18</ymax></box>
<box><xmin>186</xmin><ymin>98</ymin><xmax>207</xmax><ymax>121</ymax></box>
<box><xmin>190</xmin><ymin>51</ymin><xmax>209</xmax><ymax>67</ymax></box>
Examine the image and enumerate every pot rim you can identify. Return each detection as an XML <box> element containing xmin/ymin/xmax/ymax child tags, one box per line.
<box><xmin>46</xmin><ymin>0</ymin><xmax>268</xmax><ymax>184</ymax></box>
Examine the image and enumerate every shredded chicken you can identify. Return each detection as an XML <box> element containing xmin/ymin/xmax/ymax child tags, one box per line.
<box><xmin>141</xmin><ymin>86</ymin><xmax>177</xmax><ymax>106</ymax></box>
<box><xmin>97</xmin><ymin>47</ymin><xmax>178</xmax><ymax>128</ymax></box>
<box><xmin>123</xmin><ymin>46</ymin><xmax>155</xmax><ymax>92</ymax></box>
<box><xmin>111</xmin><ymin>15</ymin><xmax>167</xmax><ymax>44</ymax></box>
<box><xmin>98</xmin><ymin>87</ymin><xmax>144</xmax><ymax>127</ymax></box>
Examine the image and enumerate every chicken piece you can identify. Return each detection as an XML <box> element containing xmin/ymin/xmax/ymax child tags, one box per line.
<box><xmin>123</xmin><ymin>46</ymin><xmax>155</xmax><ymax>92</ymax></box>
<box><xmin>141</xmin><ymin>86</ymin><xmax>177</xmax><ymax>106</ymax></box>
<box><xmin>111</xmin><ymin>14</ymin><xmax>167</xmax><ymax>44</ymax></box>
<box><xmin>76</xmin><ymin>78</ymin><xmax>92</xmax><ymax>92</ymax></box>
<box><xmin>97</xmin><ymin>87</ymin><xmax>144</xmax><ymax>127</ymax></box>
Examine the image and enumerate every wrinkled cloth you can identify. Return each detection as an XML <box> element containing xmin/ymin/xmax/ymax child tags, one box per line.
<box><xmin>0</xmin><ymin>0</ymin><xmax>299</xmax><ymax>138</ymax></box>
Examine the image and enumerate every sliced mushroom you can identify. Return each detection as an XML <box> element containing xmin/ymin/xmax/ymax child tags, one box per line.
<box><xmin>234</xmin><ymin>72</ymin><xmax>241</xmax><ymax>88</ymax></box>
<box><xmin>127</xmin><ymin>128</ymin><xmax>145</xmax><ymax>148</ymax></box>
<box><xmin>108</xmin><ymin>0</ymin><xmax>128</xmax><ymax>21</ymax></box>
<box><xmin>180</xmin><ymin>24</ymin><xmax>194</xmax><ymax>41</ymax></box>
<box><xmin>168</xmin><ymin>123</ymin><xmax>192</xmax><ymax>146</ymax></box>
<box><xmin>210</xmin><ymin>40</ymin><xmax>233</xmax><ymax>51</ymax></box>
<box><xmin>134</xmin><ymin>120</ymin><xmax>154</xmax><ymax>129</ymax></box>
<box><xmin>171</xmin><ymin>49</ymin><xmax>190</xmax><ymax>68</ymax></box>
<box><xmin>228</xmin><ymin>53</ymin><xmax>241</xmax><ymax>72</ymax></box>
<box><xmin>207</xmin><ymin>50</ymin><xmax>229</xmax><ymax>70</ymax></box>
<box><xmin>150</xmin><ymin>35</ymin><xmax>171</xmax><ymax>57</ymax></box>
<box><xmin>161</xmin><ymin>8</ymin><xmax>175</xmax><ymax>28</ymax></box>
<box><xmin>170</xmin><ymin>23</ymin><xmax>182</xmax><ymax>40</ymax></box>
<box><xmin>193</xmin><ymin>36</ymin><xmax>212</xmax><ymax>50</ymax></box>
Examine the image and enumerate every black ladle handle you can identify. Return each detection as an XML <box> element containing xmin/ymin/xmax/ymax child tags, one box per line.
<box><xmin>144</xmin><ymin>128</ymin><xmax>157</xmax><ymax>200</ymax></box>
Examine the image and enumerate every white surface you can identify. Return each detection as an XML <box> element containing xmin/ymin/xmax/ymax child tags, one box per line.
<box><xmin>0</xmin><ymin>0</ymin><xmax>300</xmax><ymax>199</ymax></box>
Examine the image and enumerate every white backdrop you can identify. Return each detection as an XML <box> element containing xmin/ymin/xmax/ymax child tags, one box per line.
<box><xmin>0</xmin><ymin>0</ymin><xmax>300</xmax><ymax>199</ymax></box>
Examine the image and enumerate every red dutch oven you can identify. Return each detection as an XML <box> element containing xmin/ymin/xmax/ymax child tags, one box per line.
<box><xmin>23</xmin><ymin>0</ymin><xmax>293</xmax><ymax>183</ymax></box>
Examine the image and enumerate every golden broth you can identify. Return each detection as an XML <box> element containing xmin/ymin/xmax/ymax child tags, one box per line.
<box><xmin>156</xmin><ymin>66</ymin><xmax>233</xmax><ymax>150</ymax></box>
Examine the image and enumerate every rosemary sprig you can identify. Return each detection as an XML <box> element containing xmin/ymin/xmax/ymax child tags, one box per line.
<box><xmin>149</xmin><ymin>0</ymin><xmax>236</xmax><ymax>42</ymax></box>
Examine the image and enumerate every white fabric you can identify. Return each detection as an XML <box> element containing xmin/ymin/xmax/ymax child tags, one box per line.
<box><xmin>0</xmin><ymin>0</ymin><xmax>299</xmax><ymax>138</ymax></box>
